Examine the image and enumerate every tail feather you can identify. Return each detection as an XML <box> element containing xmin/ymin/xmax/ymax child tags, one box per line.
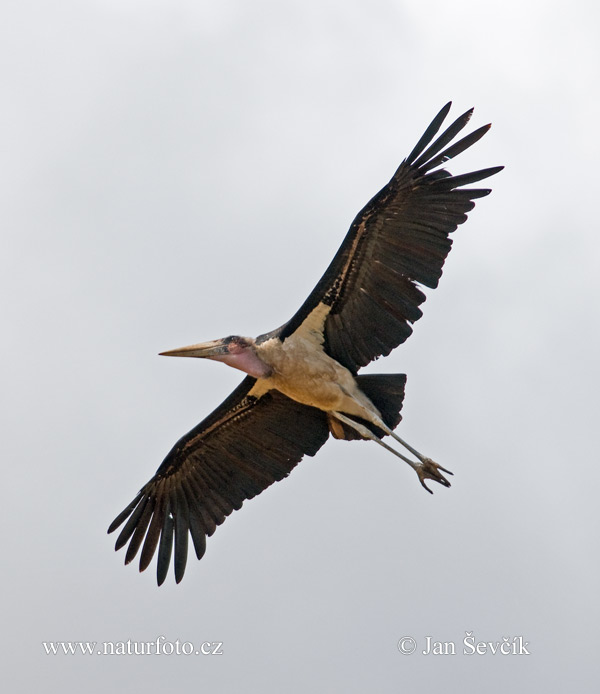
<box><xmin>328</xmin><ymin>373</ymin><xmax>407</xmax><ymax>441</ymax></box>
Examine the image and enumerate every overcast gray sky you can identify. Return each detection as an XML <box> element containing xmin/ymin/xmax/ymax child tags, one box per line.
<box><xmin>3</xmin><ymin>0</ymin><xmax>599</xmax><ymax>691</ymax></box>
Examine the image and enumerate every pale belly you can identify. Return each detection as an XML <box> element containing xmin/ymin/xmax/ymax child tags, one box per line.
<box><xmin>267</xmin><ymin>371</ymin><xmax>352</xmax><ymax>411</ymax></box>
<box><xmin>255</xmin><ymin>335</ymin><xmax>379</xmax><ymax>420</ymax></box>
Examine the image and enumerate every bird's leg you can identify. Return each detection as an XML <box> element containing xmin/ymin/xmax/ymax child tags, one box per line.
<box><xmin>332</xmin><ymin>412</ymin><xmax>452</xmax><ymax>494</ymax></box>
<box><xmin>374</xmin><ymin>419</ymin><xmax>453</xmax><ymax>493</ymax></box>
<box><xmin>332</xmin><ymin>412</ymin><xmax>417</xmax><ymax>465</ymax></box>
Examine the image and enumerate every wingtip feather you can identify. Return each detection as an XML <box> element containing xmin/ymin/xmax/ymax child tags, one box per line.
<box><xmin>107</xmin><ymin>492</ymin><xmax>143</xmax><ymax>535</ymax></box>
<box><xmin>405</xmin><ymin>102</ymin><xmax>453</xmax><ymax>165</ymax></box>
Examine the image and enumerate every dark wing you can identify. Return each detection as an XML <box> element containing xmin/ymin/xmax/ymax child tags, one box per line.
<box><xmin>275</xmin><ymin>102</ymin><xmax>503</xmax><ymax>373</ymax></box>
<box><xmin>108</xmin><ymin>376</ymin><xmax>329</xmax><ymax>585</ymax></box>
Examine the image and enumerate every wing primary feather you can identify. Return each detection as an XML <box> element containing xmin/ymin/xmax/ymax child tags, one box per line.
<box><xmin>188</xmin><ymin>511</ymin><xmax>207</xmax><ymax>561</ymax></box>
<box><xmin>419</xmin><ymin>123</ymin><xmax>491</xmax><ymax>173</ymax></box>
<box><xmin>157</xmin><ymin>508</ymin><xmax>174</xmax><ymax>586</ymax></box>
<box><xmin>107</xmin><ymin>492</ymin><xmax>143</xmax><ymax>534</ymax></box>
<box><xmin>456</xmin><ymin>188</ymin><xmax>492</xmax><ymax>199</ymax></box>
<box><xmin>405</xmin><ymin>101</ymin><xmax>452</xmax><ymax>164</ymax></box>
<box><xmin>139</xmin><ymin>497</ymin><xmax>165</xmax><ymax>572</ymax></box>
<box><xmin>124</xmin><ymin>497</ymin><xmax>155</xmax><ymax>565</ymax></box>
<box><xmin>178</xmin><ymin>479</ymin><xmax>205</xmax><ymax>559</ymax></box>
<box><xmin>114</xmin><ymin>496</ymin><xmax>148</xmax><ymax>551</ymax></box>
<box><xmin>173</xmin><ymin>497</ymin><xmax>189</xmax><ymax>584</ymax></box>
<box><xmin>412</xmin><ymin>108</ymin><xmax>473</xmax><ymax>168</ymax></box>
<box><xmin>434</xmin><ymin>165</ymin><xmax>504</xmax><ymax>189</ymax></box>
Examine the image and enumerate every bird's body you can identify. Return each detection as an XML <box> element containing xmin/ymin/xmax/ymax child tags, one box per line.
<box><xmin>255</xmin><ymin>311</ymin><xmax>376</xmax><ymax>419</ymax></box>
<box><xmin>109</xmin><ymin>102</ymin><xmax>502</xmax><ymax>585</ymax></box>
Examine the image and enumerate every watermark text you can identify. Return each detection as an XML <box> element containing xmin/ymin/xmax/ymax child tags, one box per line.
<box><xmin>42</xmin><ymin>636</ymin><xmax>223</xmax><ymax>656</ymax></box>
<box><xmin>398</xmin><ymin>631</ymin><xmax>530</xmax><ymax>656</ymax></box>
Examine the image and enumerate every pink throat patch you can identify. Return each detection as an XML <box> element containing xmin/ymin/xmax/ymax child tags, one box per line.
<box><xmin>210</xmin><ymin>350</ymin><xmax>272</xmax><ymax>378</ymax></box>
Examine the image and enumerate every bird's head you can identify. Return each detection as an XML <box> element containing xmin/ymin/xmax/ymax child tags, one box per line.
<box><xmin>160</xmin><ymin>335</ymin><xmax>271</xmax><ymax>378</ymax></box>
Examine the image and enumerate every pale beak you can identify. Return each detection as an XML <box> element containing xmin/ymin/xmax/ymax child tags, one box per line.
<box><xmin>159</xmin><ymin>339</ymin><xmax>228</xmax><ymax>358</ymax></box>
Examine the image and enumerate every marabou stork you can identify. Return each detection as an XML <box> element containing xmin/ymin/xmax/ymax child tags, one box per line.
<box><xmin>109</xmin><ymin>102</ymin><xmax>502</xmax><ymax>584</ymax></box>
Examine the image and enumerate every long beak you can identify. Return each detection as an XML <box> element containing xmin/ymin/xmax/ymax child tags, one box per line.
<box><xmin>159</xmin><ymin>339</ymin><xmax>228</xmax><ymax>358</ymax></box>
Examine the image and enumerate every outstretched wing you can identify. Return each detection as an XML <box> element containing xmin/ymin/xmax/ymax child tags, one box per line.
<box><xmin>275</xmin><ymin>102</ymin><xmax>503</xmax><ymax>373</ymax></box>
<box><xmin>108</xmin><ymin>376</ymin><xmax>329</xmax><ymax>585</ymax></box>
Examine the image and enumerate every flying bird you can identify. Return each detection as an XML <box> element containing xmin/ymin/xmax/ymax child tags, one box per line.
<box><xmin>109</xmin><ymin>102</ymin><xmax>502</xmax><ymax>585</ymax></box>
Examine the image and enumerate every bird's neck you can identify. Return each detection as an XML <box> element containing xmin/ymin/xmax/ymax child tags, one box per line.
<box><xmin>210</xmin><ymin>349</ymin><xmax>272</xmax><ymax>379</ymax></box>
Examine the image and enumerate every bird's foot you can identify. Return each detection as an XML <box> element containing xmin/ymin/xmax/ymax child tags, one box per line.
<box><xmin>415</xmin><ymin>458</ymin><xmax>453</xmax><ymax>494</ymax></box>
